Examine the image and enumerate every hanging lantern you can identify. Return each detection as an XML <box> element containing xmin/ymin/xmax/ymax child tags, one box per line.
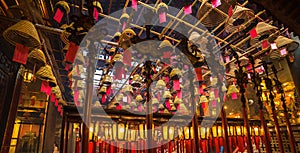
<box><xmin>23</xmin><ymin>69</ymin><xmax>35</xmax><ymax>83</ymax></box>
<box><xmin>225</xmin><ymin>6</ymin><xmax>254</xmax><ymax>33</ymax></box>
<box><xmin>227</xmin><ymin>85</ymin><xmax>239</xmax><ymax>100</ymax></box>
<box><xmin>53</xmin><ymin>1</ymin><xmax>70</xmax><ymax>23</ymax></box>
<box><xmin>156</xmin><ymin>2</ymin><xmax>168</xmax><ymax>24</ymax></box>
<box><xmin>119</xmin><ymin>29</ymin><xmax>136</xmax><ymax>50</ymax></box>
<box><xmin>103</xmin><ymin>75</ymin><xmax>112</xmax><ymax>86</ymax></box>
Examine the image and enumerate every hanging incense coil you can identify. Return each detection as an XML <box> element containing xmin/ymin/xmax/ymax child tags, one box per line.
<box><xmin>122</xmin><ymin>85</ymin><xmax>133</xmax><ymax>94</ymax></box>
<box><xmin>120</xmin><ymin>13</ymin><xmax>130</xmax><ymax>24</ymax></box>
<box><xmin>3</xmin><ymin>20</ymin><xmax>41</xmax><ymax>49</ymax></box>
<box><xmin>99</xmin><ymin>86</ymin><xmax>107</xmax><ymax>95</ymax></box>
<box><xmin>275</xmin><ymin>36</ymin><xmax>299</xmax><ymax>52</ymax></box>
<box><xmin>196</xmin><ymin>0</ymin><xmax>230</xmax><ymax>28</ymax></box>
<box><xmin>119</xmin><ymin>29</ymin><xmax>136</xmax><ymax>50</ymax></box>
<box><xmin>269</xmin><ymin>49</ymin><xmax>281</xmax><ymax>59</ymax></box>
<box><xmin>103</xmin><ymin>75</ymin><xmax>112</xmax><ymax>86</ymax></box>
<box><xmin>156</xmin><ymin>79</ymin><xmax>166</xmax><ymax>90</ymax></box>
<box><xmin>36</xmin><ymin>65</ymin><xmax>57</xmax><ymax>87</ymax></box>
<box><xmin>225</xmin><ymin>6</ymin><xmax>254</xmax><ymax>33</ymax></box>
<box><xmin>250</xmin><ymin>22</ymin><xmax>278</xmax><ymax>45</ymax></box>
<box><xmin>170</xmin><ymin>68</ymin><xmax>182</xmax><ymax>80</ymax></box>
<box><xmin>163</xmin><ymin>91</ymin><xmax>172</xmax><ymax>99</ymax></box>
<box><xmin>28</xmin><ymin>48</ymin><xmax>46</xmax><ymax>64</ymax></box>
<box><xmin>158</xmin><ymin>40</ymin><xmax>173</xmax><ymax>52</ymax></box>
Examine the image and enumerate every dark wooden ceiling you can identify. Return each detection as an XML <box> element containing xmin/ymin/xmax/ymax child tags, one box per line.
<box><xmin>0</xmin><ymin>0</ymin><xmax>299</xmax><ymax>104</ymax></box>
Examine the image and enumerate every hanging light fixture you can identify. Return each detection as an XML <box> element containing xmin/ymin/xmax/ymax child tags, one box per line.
<box><xmin>23</xmin><ymin>69</ymin><xmax>35</xmax><ymax>83</ymax></box>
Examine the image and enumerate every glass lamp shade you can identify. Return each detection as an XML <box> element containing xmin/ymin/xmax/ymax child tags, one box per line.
<box><xmin>23</xmin><ymin>69</ymin><xmax>34</xmax><ymax>83</ymax></box>
<box><xmin>184</xmin><ymin>127</ymin><xmax>190</xmax><ymax>140</ymax></box>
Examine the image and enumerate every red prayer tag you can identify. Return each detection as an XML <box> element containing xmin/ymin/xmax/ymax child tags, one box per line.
<box><xmin>66</xmin><ymin>42</ymin><xmax>80</xmax><ymax>63</ymax></box>
<box><xmin>122</xmin><ymin>21</ymin><xmax>127</xmax><ymax>31</ymax></box>
<box><xmin>159</xmin><ymin>12</ymin><xmax>167</xmax><ymax>23</ymax></box>
<box><xmin>132</xmin><ymin>0</ymin><xmax>138</xmax><ymax>11</ymax></box>
<box><xmin>250</xmin><ymin>28</ymin><xmax>258</xmax><ymax>38</ymax></box>
<box><xmin>211</xmin><ymin>0</ymin><xmax>221</xmax><ymax>8</ymax></box>
<box><xmin>228</xmin><ymin>5</ymin><xmax>233</xmax><ymax>17</ymax></box>
<box><xmin>163</xmin><ymin>51</ymin><xmax>171</xmax><ymax>58</ymax></box>
<box><xmin>261</xmin><ymin>40</ymin><xmax>269</xmax><ymax>49</ymax></box>
<box><xmin>55</xmin><ymin>99</ymin><xmax>59</xmax><ymax>106</ymax></box>
<box><xmin>93</xmin><ymin>7</ymin><xmax>99</xmax><ymax>21</ymax></box>
<box><xmin>58</xmin><ymin>105</ymin><xmax>61</xmax><ymax>112</ymax></box>
<box><xmin>173</xmin><ymin>80</ymin><xmax>180</xmax><ymax>91</ymax></box>
<box><xmin>123</xmin><ymin>50</ymin><xmax>132</xmax><ymax>66</ymax></box>
<box><xmin>53</xmin><ymin>8</ymin><xmax>64</xmax><ymax>23</ymax></box>
<box><xmin>184</xmin><ymin>5</ymin><xmax>192</xmax><ymax>15</ymax></box>
<box><xmin>13</xmin><ymin>43</ymin><xmax>29</xmax><ymax>64</ymax></box>
<box><xmin>194</xmin><ymin>67</ymin><xmax>203</xmax><ymax>81</ymax></box>
<box><xmin>51</xmin><ymin>93</ymin><xmax>56</xmax><ymax>102</ymax></box>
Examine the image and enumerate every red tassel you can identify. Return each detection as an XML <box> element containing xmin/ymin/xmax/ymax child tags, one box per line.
<box><xmin>237</xmin><ymin>136</ymin><xmax>245</xmax><ymax>152</ymax></box>
<box><xmin>185</xmin><ymin>140</ymin><xmax>191</xmax><ymax>153</ymax></box>
<box><xmin>65</xmin><ymin>42</ymin><xmax>80</xmax><ymax>63</ymax></box>
<box><xmin>93</xmin><ymin>7</ymin><xmax>99</xmax><ymax>21</ymax></box>
<box><xmin>184</xmin><ymin>5</ymin><xmax>192</xmax><ymax>15</ymax></box>
<box><xmin>13</xmin><ymin>43</ymin><xmax>29</xmax><ymax>64</ymax></box>
<box><xmin>123</xmin><ymin>50</ymin><xmax>132</xmax><ymax>66</ymax></box>
<box><xmin>173</xmin><ymin>80</ymin><xmax>180</xmax><ymax>91</ymax></box>
<box><xmin>75</xmin><ymin>141</ymin><xmax>81</xmax><ymax>153</ymax></box>
<box><xmin>214</xmin><ymin>138</ymin><xmax>220</xmax><ymax>153</ymax></box>
<box><xmin>89</xmin><ymin>141</ymin><xmax>95</xmax><ymax>153</ymax></box>
<box><xmin>201</xmin><ymin>140</ymin><xmax>207</xmax><ymax>153</ymax></box>
<box><xmin>194</xmin><ymin>67</ymin><xmax>203</xmax><ymax>82</ymax></box>
<box><xmin>53</xmin><ymin>8</ymin><xmax>64</xmax><ymax>23</ymax></box>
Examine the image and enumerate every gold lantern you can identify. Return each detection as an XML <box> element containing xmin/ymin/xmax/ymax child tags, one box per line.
<box><xmin>103</xmin><ymin>75</ymin><xmax>112</xmax><ymax>86</ymax></box>
<box><xmin>23</xmin><ymin>69</ymin><xmax>35</xmax><ymax>83</ymax></box>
